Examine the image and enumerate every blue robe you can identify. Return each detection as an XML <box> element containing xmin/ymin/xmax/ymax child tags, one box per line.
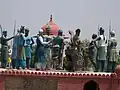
<box><xmin>36</xmin><ymin>36</ymin><xmax>48</xmax><ymax>69</ymax></box>
<box><xmin>12</xmin><ymin>35</ymin><xmax>18</xmax><ymax>59</ymax></box>
<box><xmin>16</xmin><ymin>33</ymin><xmax>26</xmax><ymax>69</ymax></box>
<box><xmin>11</xmin><ymin>35</ymin><xmax>18</xmax><ymax>68</ymax></box>
<box><xmin>24</xmin><ymin>36</ymin><xmax>33</xmax><ymax>59</ymax></box>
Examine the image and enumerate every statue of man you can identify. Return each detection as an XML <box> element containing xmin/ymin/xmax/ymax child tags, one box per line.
<box><xmin>16</xmin><ymin>26</ymin><xmax>26</xmax><ymax>69</ymax></box>
<box><xmin>89</xmin><ymin>34</ymin><xmax>98</xmax><ymax>71</ymax></box>
<box><xmin>44</xmin><ymin>27</ymin><xmax>53</xmax><ymax>70</ymax></box>
<box><xmin>52</xmin><ymin>30</ymin><xmax>64</xmax><ymax>69</ymax></box>
<box><xmin>107</xmin><ymin>30</ymin><xmax>117</xmax><ymax>72</ymax></box>
<box><xmin>24</xmin><ymin>28</ymin><xmax>34</xmax><ymax>69</ymax></box>
<box><xmin>72</xmin><ymin>28</ymin><xmax>83</xmax><ymax>71</ymax></box>
<box><xmin>1</xmin><ymin>30</ymin><xmax>14</xmax><ymax>68</ymax></box>
<box><xmin>35</xmin><ymin>29</ymin><xmax>50</xmax><ymax>70</ymax></box>
<box><xmin>95</xmin><ymin>27</ymin><xmax>107</xmax><ymax>72</ymax></box>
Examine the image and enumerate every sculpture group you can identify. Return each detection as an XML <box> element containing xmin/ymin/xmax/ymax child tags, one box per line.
<box><xmin>0</xmin><ymin>26</ymin><xmax>64</xmax><ymax>70</ymax></box>
<box><xmin>65</xmin><ymin>27</ymin><xmax>117</xmax><ymax>72</ymax></box>
<box><xmin>0</xmin><ymin>25</ymin><xmax>118</xmax><ymax>72</ymax></box>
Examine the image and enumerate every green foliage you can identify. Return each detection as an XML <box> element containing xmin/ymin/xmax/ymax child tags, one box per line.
<box><xmin>63</xmin><ymin>39</ymin><xmax>95</xmax><ymax>71</ymax></box>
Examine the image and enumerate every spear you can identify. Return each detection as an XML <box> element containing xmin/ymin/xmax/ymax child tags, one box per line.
<box><xmin>98</xmin><ymin>24</ymin><xmax>100</xmax><ymax>36</ymax></box>
<box><xmin>13</xmin><ymin>20</ymin><xmax>16</xmax><ymax>36</ymax></box>
<box><xmin>109</xmin><ymin>20</ymin><xmax>111</xmax><ymax>39</ymax></box>
<box><xmin>11</xmin><ymin>20</ymin><xmax>16</xmax><ymax>46</ymax></box>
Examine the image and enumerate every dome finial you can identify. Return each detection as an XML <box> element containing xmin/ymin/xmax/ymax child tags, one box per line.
<box><xmin>50</xmin><ymin>14</ymin><xmax>52</xmax><ymax>22</ymax></box>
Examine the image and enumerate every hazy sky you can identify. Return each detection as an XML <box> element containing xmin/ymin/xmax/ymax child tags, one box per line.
<box><xmin>0</xmin><ymin>0</ymin><xmax>120</xmax><ymax>44</ymax></box>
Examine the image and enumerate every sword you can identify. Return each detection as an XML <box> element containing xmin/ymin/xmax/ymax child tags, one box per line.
<box><xmin>11</xmin><ymin>20</ymin><xmax>16</xmax><ymax>46</ymax></box>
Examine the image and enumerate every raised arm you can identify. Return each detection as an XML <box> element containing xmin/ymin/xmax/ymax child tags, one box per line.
<box><xmin>5</xmin><ymin>36</ymin><xmax>14</xmax><ymax>41</ymax></box>
<box><xmin>31</xmin><ymin>37</ymin><xmax>34</xmax><ymax>45</ymax></box>
<box><xmin>95</xmin><ymin>36</ymin><xmax>101</xmax><ymax>41</ymax></box>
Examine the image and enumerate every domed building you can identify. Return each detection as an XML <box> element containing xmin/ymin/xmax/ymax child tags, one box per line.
<box><xmin>41</xmin><ymin>15</ymin><xmax>61</xmax><ymax>36</ymax></box>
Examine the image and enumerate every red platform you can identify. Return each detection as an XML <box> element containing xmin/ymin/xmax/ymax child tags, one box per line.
<box><xmin>0</xmin><ymin>68</ymin><xmax>120</xmax><ymax>90</ymax></box>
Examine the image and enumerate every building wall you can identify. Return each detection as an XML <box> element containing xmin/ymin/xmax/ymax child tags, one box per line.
<box><xmin>0</xmin><ymin>75</ymin><xmax>119</xmax><ymax>90</ymax></box>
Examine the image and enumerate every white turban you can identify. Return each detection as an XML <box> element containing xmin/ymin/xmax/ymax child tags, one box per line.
<box><xmin>39</xmin><ymin>29</ymin><xmax>43</xmax><ymax>33</ymax></box>
<box><xmin>110</xmin><ymin>30</ymin><xmax>115</xmax><ymax>35</ymax></box>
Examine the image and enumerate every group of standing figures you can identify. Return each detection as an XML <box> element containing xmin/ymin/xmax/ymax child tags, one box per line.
<box><xmin>89</xmin><ymin>27</ymin><xmax>117</xmax><ymax>72</ymax></box>
<box><xmin>0</xmin><ymin>26</ymin><xmax>118</xmax><ymax>72</ymax></box>
<box><xmin>1</xmin><ymin>26</ymin><xmax>64</xmax><ymax>70</ymax></box>
<box><xmin>65</xmin><ymin>27</ymin><xmax>117</xmax><ymax>72</ymax></box>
